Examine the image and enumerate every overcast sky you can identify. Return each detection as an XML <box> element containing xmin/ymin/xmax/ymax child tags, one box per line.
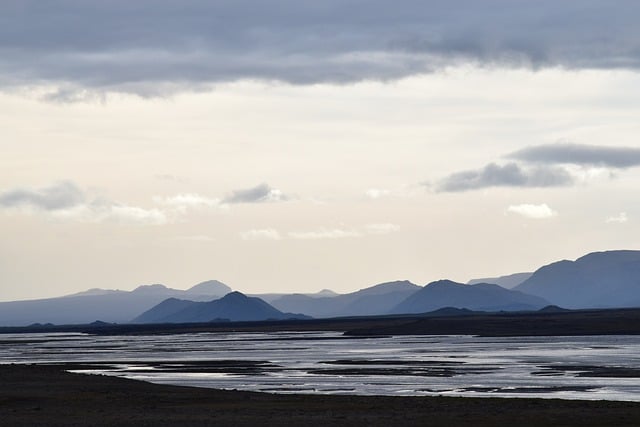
<box><xmin>2</xmin><ymin>1</ymin><xmax>640</xmax><ymax>300</ymax></box>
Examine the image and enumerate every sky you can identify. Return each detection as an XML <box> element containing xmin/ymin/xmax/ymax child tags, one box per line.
<box><xmin>2</xmin><ymin>1</ymin><xmax>640</xmax><ymax>301</ymax></box>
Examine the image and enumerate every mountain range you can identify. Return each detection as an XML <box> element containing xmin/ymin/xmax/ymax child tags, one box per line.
<box><xmin>1</xmin><ymin>250</ymin><xmax>639</xmax><ymax>326</ymax></box>
<box><xmin>0</xmin><ymin>280</ymin><xmax>231</xmax><ymax>326</ymax></box>
<box><xmin>269</xmin><ymin>280</ymin><xmax>421</xmax><ymax>317</ymax></box>
<box><xmin>514</xmin><ymin>250</ymin><xmax>640</xmax><ymax>308</ymax></box>
<box><xmin>390</xmin><ymin>280</ymin><xmax>549</xmax><ymax>314</ymax></box>
<box><xmin>133</xmin><ymin>291</ymin><xmax>309</xmax><ymax>323</ymax></box>
<box><xmin>467</xmin><ymin>272</ymin><xmax>533</xmax><ymax>289</ymax></box>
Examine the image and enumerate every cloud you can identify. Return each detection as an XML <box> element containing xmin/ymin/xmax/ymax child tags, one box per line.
<box><xmin>287</xmin><ymin>223</ymin><xmax>400</xmax><ymax>239</ymax></box>
<box><xmin>365</xmin><ymin>188</ymin><xmax>391</xmax><ymax>199</ymax></box>
<box><xmin>98</xmin><ymin>204</ymin><xmax>167</xmax><ymax>225</ymax></box>
<box><xmin>0</xmin><ymin>182</ymin><xmax>167</xmax><ymax>225</ymax></box>
<box><xmin>606</xmin><ymin>212</ymin><xmax>629</xmax><ymax>223</ymax></box>
<box><xmin>48</xmin><ymin>199</ymin><xmax>168</xmax><ymax>225</ymax></box>
<box><xmin>0</xmin><ymin>181</ymin><xmax>85</xmax><ymax>211</ymax></box>
<box><xmin>223</xmin><ymin>184</ymin><xmax>288</xmax><ymax>204</ymax></box>
<box><xmin>507</xmin><ymin>203</ymin><xmax>557</xmax><ymax>219</ymax></box>
<box><xmin>2</xmin><ymin>1</ymin><xmax>640</xmax><ymax>95</ymax></box>
<box><xmin>363</xmin><ymin>223</ymin><xmax>401</xmax><ymax>234</ymax></box>
<box><xmin>509</xmin><ymin>143</ymin><xmax>640</xmax><ymax>168</ymax></box>
<box><xmin>239</xmin><ymin>229</ymin><xmax>282</xmax><ymax>240</ymax></box>
<box><xmin>154</xmin><ymin>193</ymin><xmax>221</xmax><ymax>210</ymax></box>
<box><xmin>288</xmin><ymin>229</ymin><xmax>362</xmax><ymax>240</ymax></box>
<box><xmin>173</xmin><ymin>235</ymin><xmax>215</xmax><ymax>242</ymax></box>
<box><xmin>436</xmin><ymin>162</ymin><xmax>573</xmax><ymax>192</ymax></box>
<box><xmin>237</xmin><ymin>223</ymin><xmax>401</xmax><ymax>241</ymax></box>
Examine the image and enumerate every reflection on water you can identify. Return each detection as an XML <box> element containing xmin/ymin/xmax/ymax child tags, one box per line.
<box><xmin>1</xmin><ymin>332</ymin><xmax>640</xmax><ymax>401</ymax></box>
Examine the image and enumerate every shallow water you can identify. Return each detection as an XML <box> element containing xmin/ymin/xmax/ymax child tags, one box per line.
<box><xmin>2</xmin><ymin>332</ymin><xmax>640</xmax><ymax>401</ymax></box>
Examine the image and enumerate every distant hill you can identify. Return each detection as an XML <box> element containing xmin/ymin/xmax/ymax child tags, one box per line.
<box><xmin>0</xmin><ymin>280</ymin><xmax>232</xmax><ymax>326</ymax></box>
<box><xmin>134</xmin><ymin>292</ymin><xmax>310</xmax><ymax>323</ymax></box>
<box><xmin>183</xmin><ymin>280</ymin><xmax>232</xmax><ymax>298</ymax></box>
<box><xmin>514</xmin><ymin>250</ymin><xmax>640</xmax><ymax>309</ymax></box>
<box><xmin>467</xmin><ymin>272</ymin><xmax>533</xmax><ymax>289</ymax></box>
<box><xmin>391</xmin><ymin>280</ymin><xmax>549</xmax><ymax>314</ymax></box>
<box><xmin>132</xmin><ymin>298</ymin><xmax>197</xmax><ymax>324</ymax></box>
<box><xmin>251</xmin><ymin>288</ymin><xmax>339</xmax><ymax>304</ymax></box>
<box><xmin>270</xmin><ymin>281</ymin><xmax>421</xmax><ymax>318</ymax></box>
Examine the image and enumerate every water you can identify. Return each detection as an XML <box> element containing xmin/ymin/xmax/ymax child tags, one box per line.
<box><xmin>2</xmin><ymin>332</ymin><xmax>640</xmax><ymax>401</ymax></box>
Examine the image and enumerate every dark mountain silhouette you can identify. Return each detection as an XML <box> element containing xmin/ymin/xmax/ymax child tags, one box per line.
<box><xmin>132</xmin><ymin>298</ymin><xmax>197</xmax><ymax>324</ymax></box>
<box><xmin>270</xmin><ymin>280</ymin><xmax>421</xmax><ymax>318</ymax></box>
<box><xmin>0</xmin><ymin>280</ymin><xmax>232</xmax><ymax>326</ymax></box>
<box><xmin>467</xmin><ymin>272</ymin><xmax>533</xmax><ymax>289</ymax></box>
<box><xmin>391</xmin><ymin>280</ymin><xmax>549</xmax><ymax>314</ymax></box>
<box><xmin>3</xmin><ymin>249</ymin><xmax>639</xmax><ymax>326</ymax></box>
<box><xmin>514</xmin><ymin>250</ymin><xmax>640</xmax><ymax>308</ymax></box>
<box><xmin>251</xmin><ymin>288</ymin><xmax>338</xmax><ymax>304</ymax></box>
<box><xmin>134</xmin><ymin>292</ymin><xmax>310</xmax><ymax>323</ymax></box>
<box><xmin>538</xmin><ymin>305</ymin><xmax>570</xmax><ymax>313</ymax></box>
<box><xmin>421</xmin><ymin>307</ymin><xmax>478</xmax><ymax>317</ymax></box>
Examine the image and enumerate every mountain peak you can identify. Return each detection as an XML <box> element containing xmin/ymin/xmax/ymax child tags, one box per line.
<box><xmin>515</xmin><ymin>249</ymin><xmax>640</xmax><ymax>308</ymax></box>
<box><xmin>426</xmin><ymin>279</ymin><xmax>461</xmax><ymax>287</ymax></box>
<box><xmin>220</xmin><ymin>291</ymin><xmax>247</xmax><ymax>300</ymax></box>
<box><xmin>355</xmin><ymin>280</ymin><xmax>419</xmax><ymax>295</ymax></box>
<box><xmin>132</xmin><ymin>284</ymin><xmax>169</xmax><ymax>293</ymax></box>
<box><xmin>186</xmin><ymin>280</ymin><xmax>232</xmax><ymax>296</ymax></box>
<box><xmin>135</xmin><ymin>291</ymin><xmax>309</xmax><ymax>323</ymax></box>
<box><xmin>393</xmin><ymin>278</ymin><xmax>548</xmax><ymax>314</ymax></box>
<box><xmin>576</xmin><ymin>249</ymin><xmax>640</xmax><ymax>264</ymax></box>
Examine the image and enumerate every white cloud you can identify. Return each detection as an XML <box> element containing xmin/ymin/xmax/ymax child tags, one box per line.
<box><xmin>606</xmin><ymin>212</ymin><xmax>629</xmax><ymax>224</ymax></box>
<box><xmin>288</xmin><ymin>229</ymin><xmax>362</xmax><ymax>240</ymax></box>
<box><xmin>363</xmin><ymin>223</ymin><xmax>401</xmax><ymax>234</ymax></box>
<box><xmin>173</xmin><ymin>235</ymin><xmax>215</xmax><ymax>242</ymax></box>
<box><xmin>507</xmin><ymin>203</ymin><xmax>557</xmax><ymax>219</ymax></box>
<box><xmin>0</xmin><ymin>182</ymin><xmax>168</xmax><ymax>225</ymax></box>
<box><xmin>258</xmin><ymin>223</ymin><xmax>402</xmax><ymax>240</ymax></box>
<box><xmin>365</xmin><ymin>188</ymin><xmax>390</xmax><ymax>199</ymax></box>
<box><xmin>154</xmin><ymin>193</ymin><xmax>220</xmax><ymax>210</ymax></box>
<box><xmin>53</xmin><ymin>201</ymin><xmax>168</xmax><ymax>225</ymax></box>
<box><xmin>240</xmin><ymin>229</ymin><xmax>282</xmax><ymax>240</ymax></box>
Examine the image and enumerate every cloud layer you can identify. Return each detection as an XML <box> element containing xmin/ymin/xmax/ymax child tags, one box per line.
<box><xmin>436</xmin><ymin>143</ymin><xmax>640</xmax><ymax>192</ymax></box>
<box><xmin>509</xmin><ymin>143</ymin><xmax>640</xmax><ymax>168</ymax></box>
<box><xmin>0</xmin><ymin>181</ymin><xmax>85</xmax><ymax>211</ymax></box>
<box><xmin>2</xmin><ymin>1</ymin><xmax>640</xmax><ymax>95</ymax></box>
<box><xmin>436</xmin><ymin>162</ymin><xmax>573</xmax><ymax>192</ymax></box>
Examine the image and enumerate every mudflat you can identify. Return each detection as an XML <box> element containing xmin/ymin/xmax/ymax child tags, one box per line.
<box><xmin>2</xmin><ymin>364</ymin><xmax>640</xmax><ymax>426</ymax></box>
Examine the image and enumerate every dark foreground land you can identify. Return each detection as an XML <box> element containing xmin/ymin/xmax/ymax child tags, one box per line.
<box><xmin>2</xmin><ymin>365</ymin><xmax>640</xmax><ymax>427</ymax></box>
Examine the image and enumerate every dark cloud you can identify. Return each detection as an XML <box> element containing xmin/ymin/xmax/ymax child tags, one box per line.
<box><xmin>0</xmin><ymin>181</ymin><xmax>85</xmax><ymax>210</ymax></box>
<box><xmin>1</xmin><ymin>1</ymin><xmax>640</xmax><ymax>95</ymax></box>
<box><xmin>509</xmin><ymin>143</ymin><xmax>640</xmax><ymax>168</ymax></box>
<box><xmin>222</xmin><ymin>183</ymin><xmax>287</xmax><ymax>204</ymax></box>
<box><xmin>436</xmin><ymin>162</ymin><xmax>573</xmax><ymax>192</ymax></box>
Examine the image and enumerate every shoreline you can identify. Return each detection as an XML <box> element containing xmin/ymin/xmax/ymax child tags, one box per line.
<box><xmin>3</xmin><ymin>364</ymin><xmax>640</xmax><ymax>426</ymax></box>
<box><xmin>3</xmin><ymin>306</ymin><xmax>640</xmax><ymax>337</ymax></box>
